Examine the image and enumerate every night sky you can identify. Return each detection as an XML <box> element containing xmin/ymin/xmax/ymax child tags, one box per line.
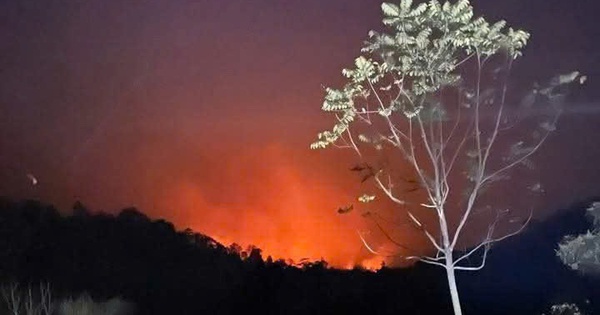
<box><xmin>0</xmin><ymin>0</ymin><xmax>598</xmax><ymax>268</ymax></box>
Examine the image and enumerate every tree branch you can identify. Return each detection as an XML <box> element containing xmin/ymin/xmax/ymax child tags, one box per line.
<box><xmin>453</xmin><ymin>209</ymin><xmax>533</xmax><ymax>269</ymax></box>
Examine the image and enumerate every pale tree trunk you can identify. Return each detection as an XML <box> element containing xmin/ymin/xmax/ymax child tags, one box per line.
<box><xmin>445</xmin><ymin>253</ymin><xmax>463</xmax><ymax>315</ymax></box>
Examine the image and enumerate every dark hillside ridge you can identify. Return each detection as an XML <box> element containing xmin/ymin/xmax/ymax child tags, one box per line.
<box><xmin>0</xmin><ymin>197</ymin><xmax>596</xmax><ymax>314</ymax></box>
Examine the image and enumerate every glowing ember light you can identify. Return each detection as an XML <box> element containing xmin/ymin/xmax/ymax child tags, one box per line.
<box><xmin>153</xmin><ymin>144</ymin><xmax>382</xmax><ymax>269</ymax></box>
<box><xmin>360</xmin><ymin>256</ymin><xmax>386</xmax><ymax>271</ymax></box>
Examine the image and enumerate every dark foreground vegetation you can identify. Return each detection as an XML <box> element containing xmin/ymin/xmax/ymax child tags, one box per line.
<box><xmin>0</xmin><ymin>197</ymin><xmax>597</xmax><ymax>314</ymax></box>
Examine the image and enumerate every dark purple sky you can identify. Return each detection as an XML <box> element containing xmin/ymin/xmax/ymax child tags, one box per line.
<box><xmin>0</xmin><ymin>0</ymin><xmax>598</xmax><ymax>267</ymax></box>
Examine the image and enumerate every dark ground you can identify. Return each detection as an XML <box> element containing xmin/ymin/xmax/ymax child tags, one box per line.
<box><xmin>0</xmin><ymin>197</ymin><xmax>597</xmax><ymax>315</ymax></box>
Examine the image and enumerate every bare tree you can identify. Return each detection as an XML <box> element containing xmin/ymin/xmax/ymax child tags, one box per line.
<box><xmin>311</xmin><ymin>1</ymin><xmax>584</xmax><ymax>314</ymax></box>
<box><xmin>2</xmin><ymin>282</ymin><xmax>22</xmax><ymax>315</ymax></box>
<box><xmin>1</xmin><ymin>282</ymin><xmax>55</xmax><ymax>315</ymax></box>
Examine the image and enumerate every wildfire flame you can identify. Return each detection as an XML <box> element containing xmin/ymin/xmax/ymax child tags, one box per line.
<box><xmin>153</xmin><ymin>144</ymin><xmax>381</xmax><ymax>269</ymax></box>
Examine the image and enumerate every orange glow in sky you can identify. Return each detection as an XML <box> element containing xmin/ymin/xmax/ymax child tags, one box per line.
<box><xmin>1</xmin><ymin>0</ymin><xmax>597</xmax><ymax>272</ymax></box>
<box><xmin>154</xmin><ymin>144</ymin><xmax>377</xmax><ymax>268</ymax></box>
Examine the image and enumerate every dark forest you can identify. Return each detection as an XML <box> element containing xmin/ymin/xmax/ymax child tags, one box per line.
<box><xmin>0</xmin><ymin>197</ymin><xmax>597</xmax><ymax>314</ymax></box>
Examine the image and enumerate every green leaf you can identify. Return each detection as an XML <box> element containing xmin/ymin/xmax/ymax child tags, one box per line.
<box><xmin>358</xmin><ymin>134</ymin><xmax>371</xmax><ymax>143</ymax></box>
<box><xmin>442</xmin><ymin>1</ymin><xmax>451</xmax><ymax>12</ymax></box>
<box><xmin>428</xmin><ymin>0</ymin><xmax>442</xmax><ymax>13</ymax></box>
<box><xmin>381</xmin><ymin>3</ymin><xmax>401</xmax><ymax>16</ymax></box>
<box><xmin>409</xmin><ymin>3</ymin><xmax>428</xmax><ymax>17</ymax></box>
<box><xmin>358</xmin><ymin>194</ymin><xmax>376</xmax><ymax>203</ymax></box>
<box><xmin>400</xmin><ymin>0</ymin><xmax>413</xmax><ymax>12</ymax></box>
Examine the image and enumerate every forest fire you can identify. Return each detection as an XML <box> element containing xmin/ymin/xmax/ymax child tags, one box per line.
<box><xmin>155</xmin><ymin>144</ymin><xmax>380</xmax><ymax>269</ymax></box>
